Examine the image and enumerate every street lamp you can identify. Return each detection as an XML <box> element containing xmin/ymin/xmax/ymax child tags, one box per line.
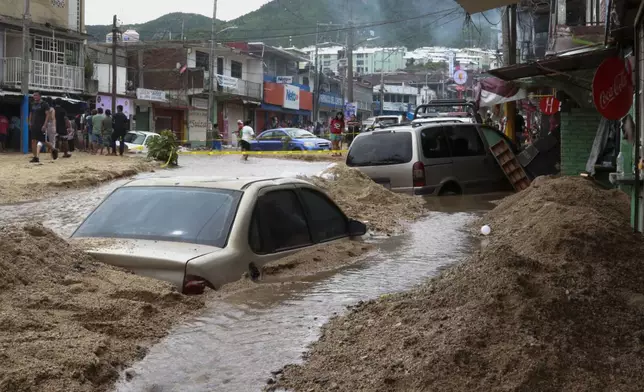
<box><xmin>207</xmin><ymin>25</ymin><xmax>238</xmax><ymax>145</ymax></box>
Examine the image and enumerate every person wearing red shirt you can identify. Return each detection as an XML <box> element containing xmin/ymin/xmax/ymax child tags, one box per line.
<box><xmin>329</xmin><ymin>112</ymin><xmax>344</xmax><ymax>157</ymax></box>
<box><xmin>0</xmin><ymin>114</ymin><xmax>9</xmax><ymax>152</ymax></box>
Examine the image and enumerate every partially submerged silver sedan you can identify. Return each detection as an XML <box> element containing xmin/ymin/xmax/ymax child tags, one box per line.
<box><xmin>71</xmin><ymin>177</ymin><xmax>367</xmax><ymax>294</ymax></box>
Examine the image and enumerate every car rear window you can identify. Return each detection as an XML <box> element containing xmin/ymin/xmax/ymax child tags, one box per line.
<box><xmin>73</xmin><ymin>186</ymin><xmax>242</xmax><ymax>248</ymax></box>
<box><xmin>347</xmin><ymin>131</ymin><xmax>413</xmax><ymax>167</ymax></box>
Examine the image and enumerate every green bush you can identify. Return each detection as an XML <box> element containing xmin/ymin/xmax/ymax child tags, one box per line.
<box><xmin>147</xmin><ymin>130</ymin><xmax>179</xmax><ymax>166</ymax></box>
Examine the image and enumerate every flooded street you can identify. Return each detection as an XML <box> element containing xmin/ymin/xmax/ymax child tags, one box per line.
<box><xmin>0</xmin><ymin>155</ymin><xmax>500</xmax><ymax>392</ymax></box>
<box><xmin>0</xmin><ymin>156</ymin><xmax>330</xmax><ymax>236</ymax></box>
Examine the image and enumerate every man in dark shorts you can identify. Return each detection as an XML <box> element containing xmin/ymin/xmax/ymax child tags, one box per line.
<box><xmin>29</xmin><ymin>92</ymin><xmax>57</xmax><ymax>163</ymax></box>
<box><xmin>238</xmin><ymin>119</ymin><xmax>255</xmax><ymax>161</ymax></box>
<box><xmin>111</xmin><ymin>105</ymin><xmax>129</xmax><ymax>156</ymax></box>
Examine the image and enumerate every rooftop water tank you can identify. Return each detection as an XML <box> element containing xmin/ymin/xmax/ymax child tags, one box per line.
<box><xmin>122</xmin><ymin>30</ymin><xmax>140</xmax><ymax>42</ymax></box>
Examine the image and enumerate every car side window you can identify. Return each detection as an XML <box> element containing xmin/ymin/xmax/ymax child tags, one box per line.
<box><xmin>447</xmin><ymin>125</ymin><xmax>486</xmax><ymax>157</ymax></box>
<box><xmin>420</xmin><ymin>127</ymin><xmax>451</xmax><ymax>159</ymax></box>
<box><xmin>249</xmin><ymin>189</ymin><xmax>312</xmax><ymax>254</ymax></box>
<box><xmin>274</xmin><ymin>131</ymin><xmax>288</xmax><ymax>139</ymax></box>
<box><xmin>259</xmin><ymin>131</ymin><xmax>274</xmax><ymax>140</ymax></box>
<box><xmin>298</xmin><ymin>188</ymin><xmax>348</xmax><ymax>242</ymax></box>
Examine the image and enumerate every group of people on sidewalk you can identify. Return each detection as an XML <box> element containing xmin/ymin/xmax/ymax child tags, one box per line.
<box><xmin>28</xmin><ymin>92</ymin><xmax>129</xmax><ymax>163</ymax></box>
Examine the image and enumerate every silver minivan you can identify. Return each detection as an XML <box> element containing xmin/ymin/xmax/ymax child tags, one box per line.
<box><xmin>346</xmin><ymin>123</ymin><xmax>514</xmax><ymax>196</ymax></box>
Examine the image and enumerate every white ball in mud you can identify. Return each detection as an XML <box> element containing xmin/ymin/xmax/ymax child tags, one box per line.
<box><xmin>480</xmin><ymin>225</ymin><xmax>491</xmax><ymax>236</ymax></box>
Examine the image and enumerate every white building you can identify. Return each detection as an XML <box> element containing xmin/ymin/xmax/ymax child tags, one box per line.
<box><xmin>301</xmin><ymin>45</ymin><xmax>406</xmax><ymax>76</ymax></box>
<box><xmin>405</xmin><ymin>46</ymin><xmax>500</xmax><ymax>71</ymax></box>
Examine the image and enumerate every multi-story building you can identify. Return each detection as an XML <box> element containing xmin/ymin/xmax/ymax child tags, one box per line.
<box><xmin>0</xmin><ymin>0</ymin><xmax>85</xmax><ymax>95</ymax></box>
<box><xmin>302</xmin><ymin>45</ymin><xmax>406</xmax><ymax>76</ymax></box>
<box><xmin>88</xmin><ymin>40</ymin><xmax>264</xmax><ymax>146</ymax></box>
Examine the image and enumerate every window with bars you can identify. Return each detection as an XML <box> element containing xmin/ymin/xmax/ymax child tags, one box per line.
<box><xmin>32</xmin><ymin>35</ymin><xmax>81</xmax><ymax>67</ymax></box>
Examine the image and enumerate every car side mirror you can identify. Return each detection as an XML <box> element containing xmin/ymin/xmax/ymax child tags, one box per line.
<box><xmin>348</xmin><ymin>219</ymin><xmax>367</xmax><ymax>237</ymax></box>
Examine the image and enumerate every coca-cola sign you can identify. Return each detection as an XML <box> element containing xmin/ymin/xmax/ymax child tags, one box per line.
<box><xmin>592</xmin><ymin>57</ymin><xmax>633</xmax><ymax>120</ymax></box>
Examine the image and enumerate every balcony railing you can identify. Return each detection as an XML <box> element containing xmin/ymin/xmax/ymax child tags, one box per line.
<box><xmin>0</xmin><ymin>57</ymin><xmax>84</xmax><ymax>93</ymax></box>
<box><xmin>206</xmin><ymin>73</ymin><xmax>263</xmax><ymax>100</ymax></box>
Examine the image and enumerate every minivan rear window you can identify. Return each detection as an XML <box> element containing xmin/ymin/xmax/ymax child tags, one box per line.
<box><xmin>347</xmin><ymin>131</ymin><xmax>412</xmax><ymax>167</ymax></box>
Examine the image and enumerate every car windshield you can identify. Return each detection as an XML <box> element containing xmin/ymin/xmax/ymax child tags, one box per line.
<box><xmin>124</xmin><ymin>133</ymin><xmax>146</xmax><ymax>145</ymax></box>
<box><xmin>284</xmin><ymin>128</ymin><xmax>315</xmax><ymax>138</ymax></box>
<box><xmin>347</xmin><ymin>131</ymin><xmax>413</xmax><ymax>166</ymax></box>
<box><xmin>73</xmin><ymin>186</ymin><xmax>242</xmax><ymax>248</ymax></box>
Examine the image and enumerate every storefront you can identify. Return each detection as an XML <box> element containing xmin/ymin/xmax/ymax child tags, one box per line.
<box><xmin>153</xmin><ymin>105</ymin><xmax>186</xmax><ymax>143</ymax></box>
<box><xmin>134</xmin><ymin>88</ymin><xmax>168</xmax><ymax>133</ymax></box>
<box><xmin>318</xmin><ymin>92</ymin><xmax>343</xmax><ymax>125</ymax></box>
<box><xmin>256</xmin><ymin>81</ymin><xmax>312</xmax><ymax>131</ymax></box>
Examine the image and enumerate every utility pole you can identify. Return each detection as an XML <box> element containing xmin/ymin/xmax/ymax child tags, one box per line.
<box><xmin>181</xmin><ymin>18</ymin><xmax>185</xmax><ymax>41</ymax></box>
<box><xmin>503</xmin><ymin>4</ymin><xmax>517</xmax><ymax>142</ymax></box>
<box><xmin>379</xmin><ymin>48</ymin><xmax>385</xmax><ymax>115</ymax></box>
<box><xmin>20</xmin><ymin>0</ymin><xmax>30</xmax><ymax>154</ymax></box>
<box><xmin>207</xmin><ymin>0</ymin><xmax>218</xmax><ymax>145</ymax></box>
<box><xmin>313</xmin><ymin>23</ymin><xmax>319</xmax><ymax>123</ymax></box>
<box><xmin>111</xmin><ymin>15</ymin><xmax>118</xmax><ymax>115</ymax></box>
<box><xmin>346</xmin><ymin>1</ymin><xmax>354</xmax><ymax>105</ymax></box>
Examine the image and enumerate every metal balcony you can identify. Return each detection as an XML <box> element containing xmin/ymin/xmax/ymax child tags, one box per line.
<box><xmin>205</xmin><ymin>73</ymin><xmax>263</xmax><ymax>100</ymax></box>
<box><xmin>0</xmin><ymin>57</ymin><xmax>84</xmax><ymax>93</ymax></box>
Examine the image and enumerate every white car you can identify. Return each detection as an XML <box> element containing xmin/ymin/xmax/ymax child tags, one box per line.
<box><xmin>115</xmin><ymin>131</ymin><xmax>160</xmax><ymax>154</ymax></box>
<box><xmin>71</xmin><ymin>177</ymin><xmax>367</xmax><ymax>294</ymax></box>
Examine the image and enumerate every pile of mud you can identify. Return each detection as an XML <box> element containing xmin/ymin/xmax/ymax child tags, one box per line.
<box><xmin>0</xmin><ymin>224</ymin><xmax>203</xmax><ymax>392</ymax></box>
<box><xmin>304</xmin><ymin>164</ymin><xmax>425</xmax><ymax>234</ymax></box>
<box><xmin>271</xmin><ymin>176</ymin><xmax>644</xmax><ymax>391</ymax></box>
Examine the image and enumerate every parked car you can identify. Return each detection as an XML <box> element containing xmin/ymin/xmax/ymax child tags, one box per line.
<box><xmin>70</xmin><ymin>177</ymin><xmax>367</xmax><ymax>294</ymax></box>
<box><xmin>115</xmin><ymin>131</ymin><xmax>160</xmax><ymax>154</ymax></box>
<box><xmin>249</xmin><ymin>128</ymin><xmax>331</xmax><ymax>151</ymax></box>
<box><xmin>346</xmin><ymin>122</ymin><xmax>516</xmax><ymax>196</ymax></box>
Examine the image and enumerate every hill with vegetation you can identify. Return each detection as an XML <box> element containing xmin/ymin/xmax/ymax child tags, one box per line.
<box><xmin>86</xmin><ymin>0</ymin><xmax>499</xmax><ymax>49</ymax></box>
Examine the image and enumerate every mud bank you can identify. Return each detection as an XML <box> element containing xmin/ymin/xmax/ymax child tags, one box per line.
<box><xmin>270</xmin><ymin>177</ymin><xmax>644</xmax><ymax>392</ymax></box>
<box><xmin>304</xmin><ymin>164</ymin><xmax>426</xmax><ymax>234</ymax></box>
<box><xmin>0</xmin><ymin>153</ymin><xmax>157</xmax><ymax>204</ymax></box>
<box><xmin>0</xmin><ymin>224</ymin><xmax>203</xmax><ymax>392</ymax></box>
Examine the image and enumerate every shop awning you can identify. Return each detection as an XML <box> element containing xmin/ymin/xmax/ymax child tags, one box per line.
<box><xmin>260</xmin><ymin>103</ymin><xmax>311</xmax><ymax>116</ymax></box>
<box><xmin>453</xmin><ymin>0</ymin><xmax>519</xmax><ymax>14</ymax></box>
<box><xmin>487</xmin><ymin>47</ymin><xmax>618</xmax><ymax>81</ymax></box>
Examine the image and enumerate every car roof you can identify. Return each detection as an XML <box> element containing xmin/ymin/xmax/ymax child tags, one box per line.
<box><xmin>411</xmin><ymin>117</ymin><xmax>472</xmax><ymax>124</ymax></box>
<box><xmin>121</xmin><ymin>176</ymin><xmax>314</xmax><ymax>191</ymax></box>
<box><xmin>129</xmin><ymin>131</ymin><xmax>159</xmax><ymax>136</ymax></box>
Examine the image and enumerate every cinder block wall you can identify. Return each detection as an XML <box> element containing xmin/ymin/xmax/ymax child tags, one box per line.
<box><xmin>560</xmin><ymin>108</ymin><xmax>601</xmax><ymax>176</ymax></box>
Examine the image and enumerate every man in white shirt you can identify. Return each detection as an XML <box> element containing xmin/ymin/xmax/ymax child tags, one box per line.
<box><xmin>239</xmin><ymin>119</ymin><xmax>255</xmax><ymax>161</ymax></box>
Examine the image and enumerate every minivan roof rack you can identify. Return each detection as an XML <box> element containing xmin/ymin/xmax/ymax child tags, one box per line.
<box><xmin>413</xmin><ymin>99</ymin><xmax>481</xmax><ymax>122</ymax></box>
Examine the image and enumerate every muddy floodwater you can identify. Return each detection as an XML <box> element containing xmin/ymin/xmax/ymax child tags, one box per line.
<box><xmin>0</xmin><ymin>155</ymin><xmax>501</xmax><ymax>392</ymax></box>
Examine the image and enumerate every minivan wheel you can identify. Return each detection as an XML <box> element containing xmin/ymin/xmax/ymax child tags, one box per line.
<box><xmin>248</xmin><ymin>263</ymin><xmax>261</xmax><ymax>281</ymax></box>
<box><xmin>439</xmin><ymin>182</ymin><xmax>462</xmax><ymax>196</ymax></box>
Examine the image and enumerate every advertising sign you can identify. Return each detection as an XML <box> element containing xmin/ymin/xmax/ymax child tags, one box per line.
<box><xmin>136</xmin><ymin>88</ymin><xmax>166</xmax><ymax>102</ymax></box>
<box><xmin>319</xmin><ymin>93</ymin><xmax>343</xmax><ymax>108</ymax></box>
<box><xmin>188</xmin><ymin>110</ymin><xmax>207</xmax><ymax>142</ymax></box>
<box><xmin>96</xmin><ymin>95</ymin><xmax>132</xmax><ymax>117</ymax></box>
<box><xmin>453</xmin><ymin>70</ymin><xmax>468</xmax><ymax>85</ymax></box>
<box><xmin>344</xmin><ymin>102</ymin><xmax>357</xmax><ymax>119</ymax></box>
<box><xmin>283</xmin><ymin>84</ymin><xmax>300</xmax><ymax>110</ymax></box>
<box><xmin>217</xmin><ymin>74</ymin><xmax>239</xmax><ymax>89</ymax></box>
<box><xmin>447</xmin><ymin>51</ymin><xmax>455</xmax><ymax>77</ymax></box>
<box><xmin>592</xmin><ymin>57</ymin><xmax>633</xmax><ymax>120</ymax></box>
<box><xmin>192</xmin><ymin>97</ymin><xmax>208</xmax><ymax>110</ymax></box>
<box><xmin>539</xmin><ymin>97</ymin><xmax>561</xmax><ymax>116</ymax></box>
<box><xmin>276</xmin><ymin>76</ymin><xmax>293</xmax><ymax>84</ymax></box>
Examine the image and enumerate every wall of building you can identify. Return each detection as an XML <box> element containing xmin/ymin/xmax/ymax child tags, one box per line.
<box><xmin>560</xmin><ymin>108</ymin><xmax>601</xmax><ymax>176</ymax></box>
<box><xmin>4</xmin><ymin>0</ymin><xmax>83</xmax><ymax>32</ymax></box>
<box><xmin>93</xmin><ymin>64</ymin><xmax>127</xmax><ymax>94</ymax></box>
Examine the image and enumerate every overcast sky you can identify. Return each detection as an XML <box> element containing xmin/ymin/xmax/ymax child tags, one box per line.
<box><xmin>85</xmin><ymin>0</ymin><xmax>272</xmax><ymax>25</ymax></box>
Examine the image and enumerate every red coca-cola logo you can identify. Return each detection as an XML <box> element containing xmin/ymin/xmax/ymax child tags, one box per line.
<box><xmin>592</xmin><ymin>57</ymin><xmax>633</xmax><ymax>120</ymax></box>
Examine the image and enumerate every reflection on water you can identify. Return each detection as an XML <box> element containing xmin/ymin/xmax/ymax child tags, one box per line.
<box><xmin>114</xmin><ymin>212</ymin><xmax>486</xmax><ymax>392</ymax></box>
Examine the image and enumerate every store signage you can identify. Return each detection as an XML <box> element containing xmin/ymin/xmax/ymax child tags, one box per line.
<box><xmin>592</xmin><ymin>57</ymin><xmax>633</xmax><ymax>120</ymax></box>
<box><xmin>276</xmin><ymin>76</ymin><xmax>293</xmax><ymax>84</ymax></box>
<box><xmin>319</xmin><ymin>93</ymin><xmax>343</xmax><ymax>107</ymax></box>
<box><xmin>283</xmin><ymin>84</ymin><xmax>300</xmax><ymax>110</ymax></box>
<box><xmin>188</xmin><ymin>110</ymin><xmax>208</xmax><ymax>142</ymax></box>
<box><xmin>217</xmin><ymin>74</ymin><xmax>239</xmax><ymax>89</ymax></box>
<box><xmin>192</xmin><ymin>97</ymin><xmax>208</xmax><ymax>110</ymax></box>
<box><xmin>96</xmin><ymin>95</ymin><xmax>132</xmax><ymax>117</ymax></box>
<box><xmin>453</xmin><ymin>70</ymin><xmax>468</xmax><ymax>85</ymax></box>
<box><xmin>344</xmin><ymin>102</ymin><xmax>357</xmax><ymax>119</ymax></box>
<box><xmin>539</xmin><ymin>97</ymin><xmax>561</xmax><ymax>116</ymax></box>
<box><xmin>136</xmin><ymin>88</ymin><xmax>166</xmax><ymax>102</ymax></box>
